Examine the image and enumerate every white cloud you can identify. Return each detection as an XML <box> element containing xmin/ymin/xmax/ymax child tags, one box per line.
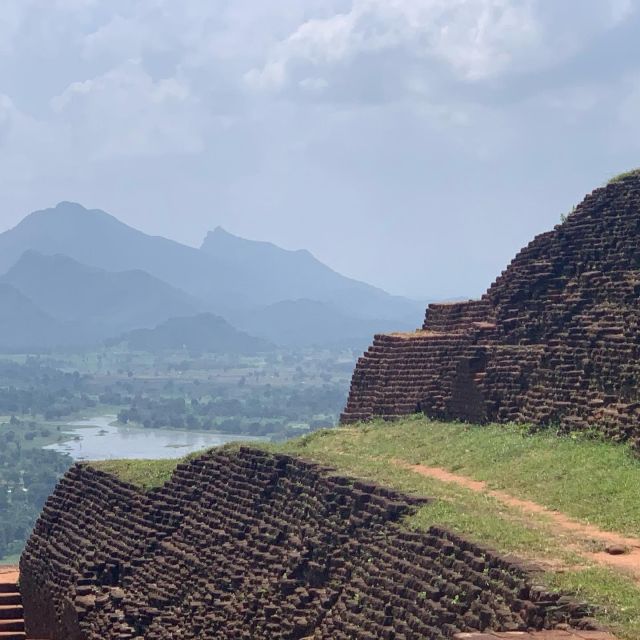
<box><xmin>51</xmin><ymin>60</ymin><xmax>205</xmax><ymax>158</ymax></box>
<box><xmin>82</xmin><ymin>14</ymin><xmax>156</xmax><ymax>60</ymax></box>
<box><xmin>610</xmin><ymin>0</ymin><xmax>636</xmax><ymax>22</ymax></box>
<box><xmin>246</xmin><ymin>0</ymin><xmax>637</xmax><ymax>99</ymax></box>
<box><xmin>0</xmin><ymin>94</ymin><xmax>67</xmax><ymax>187</ymax></box>
<box><xmin>0</xmin><ymin>0</ymin><xmax>639</xmax><ymax>297</ymax></box>
<box><xmin>299</xmin><ymin>77</ymin><xmax>330</xmax><ymax>92</ymax></box>
<box><xmin>0</xmin><ymin>2</ymin><xmax>28</xmax><ymax>54</ymax></box>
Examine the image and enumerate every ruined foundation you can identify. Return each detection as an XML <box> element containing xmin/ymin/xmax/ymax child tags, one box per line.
<box><xmin>20</xmin><ymin>447</ymin><xmax>590</xmax><ymax>639</ymax></box>
<box><xmin>342</xmin><ymin>175</ymin><xmax>640</xmax><ymax>447</ymax></box>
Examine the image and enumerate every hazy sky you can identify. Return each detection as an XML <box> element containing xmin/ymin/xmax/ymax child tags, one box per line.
<box><xmin>1</xmin><ymin>1</ymin><xmax>639</xmax><ymax>299</ymax></box>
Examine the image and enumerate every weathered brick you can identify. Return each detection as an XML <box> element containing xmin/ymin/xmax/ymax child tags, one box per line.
<box><xmin>342</xmin><ymin>174</ymin><xmax>640</xmax><ymax>451</ymax></box>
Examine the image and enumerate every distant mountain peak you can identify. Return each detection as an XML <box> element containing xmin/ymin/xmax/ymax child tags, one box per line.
<box><xmin>10</xmin><ymin>249</ymin><xmax>103</xmax><ymax>275</ymax></box>
<box><xmin>201</xmin><ymin>226</ymin><xmax>314</xmax><ymax>258</ymax></box>
<box><xmin>0</xmin><ymin>202</ymin><xmax>423</xmax><ymax>341</ymax></box>
<box><xmin>19</xmin><ymin>201</ymin><xmax>124</xmax><ymax>232</ymax></box>
<box><xmin>201</xmin><ymin>226</ymin><xmax>235</xmax><ymax>245</ymax></box>
<box><xmin>55</xmin><ymin>200</ymin><xmax>86</xmax><ymax>211</ymax></box>
<box><xmin>112</xmin><ymin>312</ymin><xmax>273</xmax><ymax>354</ymax></box>
<box><xmin>203</xmin><ymin>225</ymin><xmax>268</xmax><ymax>244</ymax></box>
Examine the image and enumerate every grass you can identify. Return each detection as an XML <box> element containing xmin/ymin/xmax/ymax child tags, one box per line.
<box><xmin>90</xmin><ymin>458</ymin><xmax>185</xmax><ymax>491</ymax></box>
<box><xmin>549</xmin><ymin>568</ymin><xmax>640</xmax><ymax>636</ymax></box>
<box><xmin>608</xmin><ymin>168</ymin><xmax>640</xmax><ymax>184</ymax></box>
<box><xmin>276</xmin><ymin>417</ymin><xmax>640</xmax><ymax>536</ymax></box>
<box><xmin>267</xmin><ymin>418</ymin><xmax>640</xmax><ymax>638</ymax></box>
<box><xmin>91</xmin><ymin>417</ymin><xmax>640</xmax><ymax>637</ymax></box>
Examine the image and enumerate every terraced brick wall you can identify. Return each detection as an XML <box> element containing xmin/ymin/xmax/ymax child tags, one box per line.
<box><xmin>20</xmin><ymin>448</ymin><xmax>589</xmax><ymax>639</ymax></box>
<box><xmin>342</xmin><ymin>175</ymin><xmax>640</xmax><ymax>448</ymax></box>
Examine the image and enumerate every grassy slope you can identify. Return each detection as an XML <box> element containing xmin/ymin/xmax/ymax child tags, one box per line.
<box><xmin>608</xmin><ymin>168</ymin><xmax>640</xmax><ymax>184</ymax></box>
<box><xmin>91</xmin><ymin>417</ymin><xmax>640</xmax><ymax>638</ymax></box>
<box><xmin>91</xmin><ymin>458</ymin><xmax>185</xmax><ymax>491</ymax></box>
<box><xmin>283</xmin><ymin>417</ymin><xmax>640</xmax><ymax>535</ymax></box>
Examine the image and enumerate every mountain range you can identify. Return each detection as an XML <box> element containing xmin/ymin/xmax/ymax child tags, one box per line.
<box><xmin>0</xmin><ymin>202</ymin><xmax>424</xmax><ymax>350</ymax></box>
<box><xmin>1</xmin><ymin>251</ymin><xmax>201</xmax><ymax>337</ymax></box>
<box><xmin>0</xmin><ymin>283</ymin><xmax>65</xmax><ymax>350</ymax></box>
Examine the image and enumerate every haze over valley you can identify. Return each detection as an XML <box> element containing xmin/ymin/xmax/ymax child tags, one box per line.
<box><xmin>0</xmin><ymin>200</ymin><xmax>419</xmax><ymax>563</ymax></box>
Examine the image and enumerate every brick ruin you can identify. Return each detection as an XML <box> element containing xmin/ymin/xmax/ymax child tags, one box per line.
<box><xmin>342</xmin><ymin>174</ymin><xmax>640</xmax><ymax>446</ymax></box>
<box><xmin>20</xmin><ymin>447</ymin><xmax>592</xmax><ymax>639</ymax></box>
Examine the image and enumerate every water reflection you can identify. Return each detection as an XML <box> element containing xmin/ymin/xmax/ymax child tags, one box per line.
<box><xmin>44</xmin><ymin>415</ymin><xmax>262</xmax><ymax>461</ymax></box>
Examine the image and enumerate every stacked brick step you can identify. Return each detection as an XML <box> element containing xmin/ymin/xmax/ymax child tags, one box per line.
<box><xmin>342</xmin><ymin>173</ymin><xmax>640</xmax><ymax>450</ymax></box>
<box><xmin>0</xmin><ymin>571</ymin><xmax>24</xmax><ymax>640</ymax></box>
<box><xmin>20</xmin><ymin>448</ymin><xmax>600</xmax><ymax>639</ymax></box>
<box><xmin>0</xmin><ymin>570</ymin><xmax>50</xmax><ymax>640</ymax></box>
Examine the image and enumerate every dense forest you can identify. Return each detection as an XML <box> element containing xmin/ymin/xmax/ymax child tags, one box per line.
<box><xmin>117</xmin><ymin>383</ymin><xmax>345</xmax><ymax>439</ymax></box>
<box><xmin>0</xmin><ymin>359</ymin><xmax>94</xmax><ymax>418</ymax></box>
<box><xmin>0</xmin><ymin>419</ymin><xmax>71</xmax><ymax>560</ymax></box>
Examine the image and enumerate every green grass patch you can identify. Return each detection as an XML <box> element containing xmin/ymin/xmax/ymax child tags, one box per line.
<box><xmin>277</xmin><ymin>417</ymin><xmax>640</xmax><ymax>536</ymax></box>
<box><xmin>88</xmin><ymin>443</ymin><xmax>248</xmax><ymax>489</ymax></box>
<box><xmin>274</xmin><ymin>444</ymin><xmax>583</xmax><ymax>565</ymax></box>
<box><xmin>548</xmin><ymin>568</ymin><xmax>640</xmax><ymax>639</ymax></box>
<box><xmin>608</xmin><ymin>168</ymin><xmax>640</xmax><ymax>184</ymax></box>
<box><xmin>91</xmin><ymin>458</ymin><xmax>184</xmax><ymax>491</ymax></box>
<box><xmin>267</xmin><ymin>417</ymin><xmax>640</xmax><ymax>637</ymax></box>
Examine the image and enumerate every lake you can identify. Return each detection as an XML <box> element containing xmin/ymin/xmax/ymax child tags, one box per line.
<box><xmin>44</xmin><ymin>415</ymin><xmax>263</xmax><ymax>461</ymax></box>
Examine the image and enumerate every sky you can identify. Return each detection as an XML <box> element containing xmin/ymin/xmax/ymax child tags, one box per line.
<box><xmin>1</xmin><ymin>0</ymin><xmax>639</xmax><ymax>300</ymax></box>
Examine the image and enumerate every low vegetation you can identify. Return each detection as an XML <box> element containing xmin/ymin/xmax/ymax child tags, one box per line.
<box><xmin>278</xmin><ymin>417</ymin><xmax>640</xmax><ymax>536</ymax></box>
<box><xmin>0</xmin><ymin>440</ymin><xmax>70</xmax><ymax>562</ymax></box>
<box><xmin>608</xmin><ymin>168</ymin><xmax>640</xmax><ymax>184</ymax></box>
<box><xmin>0</xmin><ymin>359</ymin><xmax>93</xmax><ymax>419</ymax></box>
<box><xmin>91</xmin><ymin>458</ymin><xmax>184</xmax><ymax>491</ymax></box>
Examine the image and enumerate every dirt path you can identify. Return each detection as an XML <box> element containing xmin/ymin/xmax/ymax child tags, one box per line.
<box><xmin>397</xmin><ymin>461</ymin><xmax>640</xmax><ymax>582</ymax></box>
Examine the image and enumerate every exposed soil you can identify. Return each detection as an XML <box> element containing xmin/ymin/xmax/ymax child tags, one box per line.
<box><xmin>398</xmin><ymin>461</ymin><xmax>640</xmax><ymax>583</ymax></box>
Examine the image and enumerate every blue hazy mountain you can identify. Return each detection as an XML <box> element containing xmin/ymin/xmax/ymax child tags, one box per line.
<box><xmin>0</xmin><ymin>202</ymin><xmax>239</xmax><ymax>308</ymax></box>
<box><xmin>0</xmin><ymin>283</ymin><xmax>67</xmax><ymax>350</ymax></box>
<box><xmin>200</xmin><ymin>227</ymin><xmax>422</xmax><ymax>322</ymax></box>
<box><xmin>0</xmin><ymin>202</ymin><xmax>425</xmax><ymax>348</ymax></box>
<box><xmin>110</xmin><ymin>313</ymin><xmax>272</xmax><ymax>354</ymax></box>
<box><xmin>1</xmin><ymin>251</ymin><xmax>201</xmax><ymax>337</ymax></box>
<box><xmin>233</xmin><ymin>299</ymin><xmax>413</xmax><ymax>348</ymax></box>
<box><xmin>0</xmin><ymin>202</ymin><xmax>422</xmax><ymax>320</ymax></box>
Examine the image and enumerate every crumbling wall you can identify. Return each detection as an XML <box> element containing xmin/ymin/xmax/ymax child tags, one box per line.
<box><xmin>20</xmin><ymin>447</ymin><xmax>588</xmax><ymax>639</ymax></box>
<box><xmin>342</xmin><ymin>175</ymin><xmax>640</xmax><ymax>447</ymax></box>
